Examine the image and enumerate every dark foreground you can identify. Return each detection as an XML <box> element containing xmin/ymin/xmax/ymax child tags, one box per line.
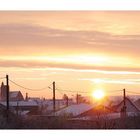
<box><xmin>1</xmin><ymin>114</ymin><xmax>140</xmax><ymax>129</ymax></box>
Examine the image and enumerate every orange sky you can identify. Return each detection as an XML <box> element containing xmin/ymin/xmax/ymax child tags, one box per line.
<box><xmin>0</xmin><ymin>11</ymin><xmax>140</xmax><ymax>99</ymax></box>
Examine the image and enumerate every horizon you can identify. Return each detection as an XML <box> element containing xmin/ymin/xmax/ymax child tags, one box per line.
<box><xmin>1</xmin><ymin>11</ymin><xmax>140</xmax><ymax>99</ymax></box>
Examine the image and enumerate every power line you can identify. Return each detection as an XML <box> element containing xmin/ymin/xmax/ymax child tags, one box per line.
<box><xmin>56</xmin><ymin>88</ymin><xmax>65</xmax><ymax>95</ymax></box>
<box><xmin>48</xmin><ymin>85</ymin><xmax>53</xmax><ymax>90</ymax></box>
<box><xmin>127</xmin><ymin>90</ymin><xmax>140</xmax><ymax>95</ymax></box>
<box><xmin>55</xmin><ymin>88</ymin><xmax>89</xmax><ymax>93</ymax></box>
<box><xmin>55</xmin><ymin>83</ymin><xmax>66</xmax><ymax>95</ymax></box>
<box><xmin>49</xmin><ymin>83</ymin><xmax>67</xmax><ymax>96</ymax></box>
<box><xmin>55</xmin><ymin>83</ymin><xmax>88</xmax><ymax>94</ymax></box>
<box><xmin>55</xmin><ymin>88</ymin><xmax>122</xmax><ymax>94</ymax></box>
<box><xmin>106</xmin><ymin>89</ymin><xmax>122</xmax><ymax>93</ymax></box>
<box><xmin>8</xmin><ymin>78</ymin><xmax>140</xmax><ymax>96</ymax></box>
<box><xmin>9</xmin><ymin>79</ymin><xmax>52</xmax><ymax>91</ymax></box>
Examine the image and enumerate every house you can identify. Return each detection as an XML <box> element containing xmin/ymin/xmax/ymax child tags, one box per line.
<box><xmin>9</xmin><ymin>91</ymin><xmax>24</xmax><ymax>101</ymax></box>
<box><xmin>0</xmin><ymin>100</ymin><xmax>39</xmax><ymax>116</ymax></box>
<box><xmin>41</xmin><ymin>99</ymin><xmax>74</xmax><ymax>115</ymax></box>
<box><xmin>53</xmin><ymin>97</ymin><xmax>140</xmax><ymax>121</ymax></box>
<box><xmin>0</xmin><ymin>103</ymin><xmax>21</xmax><ymax>128</ymax></box>
<box><xmin>53</xmin><ymin>103</ymin><xmax>95</xmax><ymax>117</ymax></box>
<box><xmin>134</xmin><ymin>98</ymin><xmax>140</xmax><ymax>110</ymax></box>
<box><xmin>113</xmin><ymin>97</ymin><xmax>140</xmax><ymax>113</ymax></box>
<box><xmin>0</xmin><ymin>82</ymin><xmax>24</xmax><ymax>101</ymax></box>
<box><xmin>78</xmin><ymin>104</ymin><xmax>117</xmax><ymax>117</ymax></box>
<box><xmin>0</xmin><ymin>82</ymin><xmax>7</xmax><ymax>101</ymax></box>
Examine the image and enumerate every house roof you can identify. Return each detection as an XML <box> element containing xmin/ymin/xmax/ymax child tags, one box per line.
<box><xmin>70</xmin><ymin>112</ymin><xmax>140</xmax><ymax>121</ymax></box>
<box><xmin>78</xmin><ymin>104</ymin><xmax>117</xmax><ymax>117</ymax></box>
<box><xmin>113</xmin><ymin>97</ymin><xmax>140</xmax><ymax>112</ymax></box>
<box><xmin>0</xmin><ymin>101</ymin><xmax>38</xmax><ymax>107</ymax></box>
<box><xmin>10</xmin><ymin>91</ymin><xmax>21</xmax><ymax>98</ymax></box>
<box><xmin>134</xmin><ymin>98</ymin><xmax>140</xmax><ymax>109</ymax></box>
<box><xmin>54</xmin><ymin>103</ymin><xmax>95</xmax><ymax>117</ymax></box>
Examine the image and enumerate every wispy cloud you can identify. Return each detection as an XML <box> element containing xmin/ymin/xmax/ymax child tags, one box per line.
<box><xmin>80</xmin><ymin>78</ymin><xmax>140</xmax><ymax>85</ymax></box>
<box><xmin>1</xmin><ymin>12</ymin><xmax>140</xmax><ymax>96</ymax></box>
<box><xmin>0</xmin><ymin>23</ymin><xmax>140</xmax><ymax>58</ymax></box>
<box><xmin>0</xmin><ymin>57</ymin><xmax>140</xmax><ymax>75</ymax></box>
<box><xmin>0</xmin><ymin>23</ymin><xmax>140</xmax><ymax>73</ymax></box>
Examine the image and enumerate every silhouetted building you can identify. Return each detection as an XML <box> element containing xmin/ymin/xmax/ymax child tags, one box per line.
<box><xmin>25</xmin><ymin>93</ymin><xmax>28</xmax><ymax>101</ymax></box>
<box><xmin>0</xmin><ymin>100</ymin><xmax>39</xmax><ymax>116</ymax></box>
<box><xmin>113</xmin><ymin>97</ymin><xmax>140</xmax><ymax>113</ymax></box>
<box><xmin>9</xmin><ymin>91</ymin><xmax>24</xmax><ymax>101</ymax></box>
<box><xmin>0</xmin><ymin>82</ymin><xmax>7</xmax><ymax>101</ymax></box>
<box><xmin>0</xmin><ymin>82</ymin><xmax>24</xmax><ymax>101</ymax></box>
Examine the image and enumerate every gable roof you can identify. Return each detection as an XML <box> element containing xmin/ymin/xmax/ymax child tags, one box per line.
<box><xmin>0</xmin><ymin>101</ymin><xmax>38</xmax><ymax>107</ymax></box>
<box><xmin>78</xmin><ymin>104</ymin><xmax>117</xmax><ymax>117</ymax></box>
<box><xmin>10</xmin><ymin>91</ymin><xmax>21</xmax><ymax>98</ymax></box>
<box><xmin>113</xmin><ymin>97</ymin><xmax>140</xmax><ymax>112</ymax></box>
<box><xmin>134</xmin><ymin>98</ymin><xmax>140</xmax><ymax>109</ymax></box>
<box><xmin>54</xmin><ymin>103</ymin><xmax>95</xmax><ymax>117</ymax></box>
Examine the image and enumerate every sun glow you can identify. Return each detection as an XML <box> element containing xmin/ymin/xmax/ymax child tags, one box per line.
<box><xmin>92</xmin><ymin>89</ymin><xmax>105</xmax><ymax>100</ymax></box>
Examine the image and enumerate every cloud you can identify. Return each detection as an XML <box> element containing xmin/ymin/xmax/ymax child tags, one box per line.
<box><xmin>0</xmin><ymin>23</ymin><xmax>140</xmax><ymax>73</ymax></box>
<box><xmin>0</xmin><ymin>23</ymin><xmax>88</xmax><ymax>47</ymax></box>
<box><xmin>0</xmin><ymin>23</ymin><xmax>140</xmax><ymax>58</ymax></box>
<box><xmin>80</xmin><ymin>78</ymin><xmax>140</xmax><ymax>85</ymax></box>
<box><xmin>0</xmin><ymin>58</ymin><xmax>140</xmax><ymax>74</ymax></box>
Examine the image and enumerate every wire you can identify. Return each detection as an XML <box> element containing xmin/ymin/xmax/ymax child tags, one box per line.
<box><xmin>55</xmin><ymin>88</ymin><xmax>88</xmax><ymax>93</ymax></box>
<box><xmin>106</xmin><ymin>89</ymin><xmax>122</xmax><ymax>93</ymax></box>
<box><xmin>48</xmin><ymin>86</ymin><xmax>52</xmax><ymax>90</ymax></box>
<box><xmin>56</xmin><ymin>88</ymin><xmax>122</xmax><ymax>94</ymax></box>
<box><xmin>55</xmin><ymin>83</ymin><xmax>66</xmax><ymax>95</ymax></box>
<box><xmin>9</xmin><ymin>79</ymin><xmax>52</xmax><ymax>91</ymax></box>
<box><xmin>127</xmin><ymin>91</ymin><xmax>140</xmax><ymax>95</ymax></box>
<box><xmin>56</xmin><ymin>89</ymin><xmax>64</xmax><ymax>95</ymax></box>
<box><xmin>48</xmin><ymin>83</ymin><xmax>68</xmax><ymax>96</ymax></box>
<box><xmin>9</xmin><ymin>78</ymin><xmax>140</xmax><ymax>96</ymax></box>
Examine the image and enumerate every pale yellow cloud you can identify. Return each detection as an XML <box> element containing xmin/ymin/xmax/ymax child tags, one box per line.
<box><xmin>0</xmin><ymin>11</ymin><xmax>140</xmax><ymax>34</ymax></box>
<box><xmin>0</xmin><ymin>11</ymin><xmax>140</xmax><ymax>97</ymax></box>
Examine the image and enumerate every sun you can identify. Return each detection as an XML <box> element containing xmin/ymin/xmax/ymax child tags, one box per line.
<box><xmin>92</xmin><ymin>89</ymin><xmax>105</xmax><ymax>100</ymax></box>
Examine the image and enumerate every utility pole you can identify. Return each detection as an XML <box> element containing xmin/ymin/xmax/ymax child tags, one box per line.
<box><xmin>6</xmin><ymin>74</ymin><xmax>9</xmax><ymax>122</ymax></box>
<box><xmin>121</xmin><ymin>88</ymin><xmax>127</xmax><ymax>128</ymax></box>
<box><xmin>76</xmin><ymin>93</ymin><xmax>79</xmax><ymax>104</ymax></box>
<box><xmin>123</xmin><ymin>88</ymin><xmax>126</xmax><ymax>107</ymax></box>
<box><xmin>123</xmin><ymin>88</ymin><xmax>126</xmax><ymax>116</ymax></box>
<box><xmin>6</xmin><ymin>75</ymin><xmax>9</xmax><ymax>111</ymax></box>
<box><xmin>53</xmin><ymin>81</ymin><xmax>55</xmax><ymax>112</ymax></box>
<box><xmin>66</xmin><ymin>95</ymin><xmax>68</xmax><ymax>107</ymax></box>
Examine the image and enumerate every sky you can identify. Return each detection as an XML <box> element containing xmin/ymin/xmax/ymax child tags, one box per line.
<box><xmin>1</xmin><ymin>11</ymin><xmax>140</xmax><ymax>99</ymax></box>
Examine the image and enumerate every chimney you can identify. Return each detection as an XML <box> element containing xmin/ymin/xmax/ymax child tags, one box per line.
<box><xmin>25</xmin><ymin>93</ymin><xmax>28</xmax><ymax>101</ymax></box>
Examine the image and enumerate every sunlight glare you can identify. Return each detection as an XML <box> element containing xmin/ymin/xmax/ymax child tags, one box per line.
<box><xmin>92</xmin><ymin>89</ymin><xmax>105</xmax><ymax>100</ymax></box>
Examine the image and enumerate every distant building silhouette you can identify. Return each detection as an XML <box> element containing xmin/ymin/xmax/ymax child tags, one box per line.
<box><xmin>0</xmin><ymin>82</ymin><xmax>7</xmax><ymax>101</ymax></box>
<box><xmin>25</xmin><ymin>93</ymin><xmax>28</xmax><ymax>101</ymax></box>
<box><xmin>0</xmin><ymin>82</ymin><xmax>24</xmax><ymax>101</ymax></box>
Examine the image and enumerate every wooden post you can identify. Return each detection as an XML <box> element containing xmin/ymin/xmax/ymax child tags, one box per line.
<box><xmin>66</xmin><ymin>96</ymin><xmax>68</xmax><ymax>107</ymax></box>
<box><xmin>76</xmin><ymin>94</ymin><xmax>78</xmax><ymax>104</ymax></box>
<box><xmin>53</xmin><ymin>81</ymin><xmax>55</xmax><ymax>112</ymax></box>
<box><xmin>123</xmin><ymin>88</ymin><xmax>126</xmax><ymax>107</ymax></box>
<box><xmin>123</xmin><ymin>88</ymin><xmax>127</xmax><ymax>117</ymax></box>
<box><xmin>6</xmin><ymin>75</ymin><xmax>9</xmax><ymax>122</ymax></box>
<box><xmin>6</xmin><ymin>75</ymin><xmax>9</xmax><ymax>111</ymax></box>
